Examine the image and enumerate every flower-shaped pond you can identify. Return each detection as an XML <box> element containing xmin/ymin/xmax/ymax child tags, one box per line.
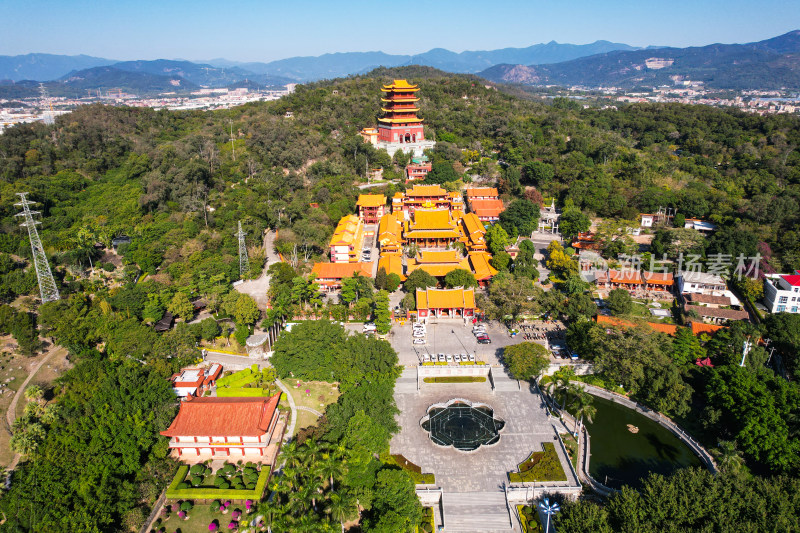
<box><xmin>420</xmin><ymin>399</ymin><xmax>505</xmax><ymax>451</ymax></box>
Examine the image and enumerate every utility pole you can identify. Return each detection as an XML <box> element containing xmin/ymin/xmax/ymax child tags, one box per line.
<box><xmin>236</xmin><ymin>221</ymin><xmax>250</xmax><ymax>279</ymax></box>
<box><xmin>14</xmin><ymin>193</ymin><xmax>60</xmax><ymax>303</ymax></box>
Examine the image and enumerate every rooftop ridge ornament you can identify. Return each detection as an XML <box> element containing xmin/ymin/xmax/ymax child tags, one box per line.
<box><xmin>14</xmin><ymin>193</ymin><xmax>60</xmax><ymax>303</ymax></box>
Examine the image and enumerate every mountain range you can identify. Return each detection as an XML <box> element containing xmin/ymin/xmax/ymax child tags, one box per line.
<box><xmin>1</xmin><ymin>31</ymin><xmax>798</xmax><ymax>97</ymax></box>
<box><xmin>479</xmin><ymin>30</ymin><xmax>800</xmax><ymax>90</ymax></box>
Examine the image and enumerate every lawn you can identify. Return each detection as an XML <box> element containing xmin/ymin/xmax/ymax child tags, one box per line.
<box><xmin>508</xmin><ymin>443</ymin><xmax>567</xmax><ymax>483</ymax></box>
<box><xmin>284</xmin><ymin>380</ymin><xmax>340</xmax><ymax>436</ymax></box>
<box><xmin>152</xmin><ymin>503</ymin><xmax>264</xmax><ymax>533</ymax></box>
<box><xmin>561</xmin><ymin>433</ymin><xmax>579</xmax><ymax>469</ymax></box>
<box><xmin>383</xmin><ymin>453</ymin><xmax>435</xmax><ymax>485</ymax></box>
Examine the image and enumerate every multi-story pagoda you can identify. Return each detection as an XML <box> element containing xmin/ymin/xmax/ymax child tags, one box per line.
<box><xmin>378</xmin><ymin>79</ymin><xmax>425</xmax><ymax>143</ymax></box>
<box><xmin>360</xmin><ymin>79</ymin><xmax>435</xmax><ymax>157</ymax></box>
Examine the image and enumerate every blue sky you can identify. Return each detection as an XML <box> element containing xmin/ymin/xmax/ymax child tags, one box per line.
<box><xmin>2</xmin><ymin>0</ymin><xmax>798</xmax><ymax>62</ymax></box>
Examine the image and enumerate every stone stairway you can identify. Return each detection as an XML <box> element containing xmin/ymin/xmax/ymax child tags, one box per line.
<box><xmin>395</xmin><ymin>374</ymin><xmax>418</xmax><ymax>394</ymax></box>
<box><xmin>492</xmin><ymin>373</ymin><xmax>521</xmax><ymax>392</ymax></box>
<box><xmin>442</xmin><ymin>491</ymin><xmax>514</xmax><ymax>532</ymax></box>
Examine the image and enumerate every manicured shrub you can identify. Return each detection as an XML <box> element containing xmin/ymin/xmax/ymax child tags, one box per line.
<box><xmin>177</xmin><ymin>482</ymin><xmax>190</xmax><ymax>490</ymax></box>
<box><xmin>190</xmin><ymin>464</ymin><xmax>205</xmax><ymax>475</ymax></box>
<box><xmin>180</xmin><ymin>501</ymin><xmax>193</xmax><ymax>512</ymax></box>
<box><xmin>191</xmin><ymin>475</ymin><xmax>203</xmax><ymax>487</ymax></box>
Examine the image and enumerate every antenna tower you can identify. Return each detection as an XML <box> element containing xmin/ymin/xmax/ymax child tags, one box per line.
<box><xmin>14</xmin><ymin>193</ymin><xmax>60</xmax><ymax>303</ymax></box>
<box><xmin>236</xmin><ymin>221</ymin><xmax>250</xmax><ymax>279</ymax></box>
<box><xmin>38</xmin><ymin>84</ymin><xmax>55</xmax><ymax>126</ymax></box>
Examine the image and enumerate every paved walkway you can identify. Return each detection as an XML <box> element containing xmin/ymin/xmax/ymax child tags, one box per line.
<box><xmin>275</xmin><ymin>378</ymin><xmax>297</xmax><ymax>441</ymax></box>
<box><xmin>234</xmin><ymin>229</ymin><xmax>279</xmax><ymax>310</ymax></box>
<box><xmin>296</xmin><ymin>405</ymin><xmax>323</xmax><ymax>417</ymax></box>
<box><xmin>391</xmin><ymin>368</ymin><xmax>576</xmax><ymax>532</ymax></box>
<box><xmin>5</xmin><ymin>345</ymin><xmax>65</xmax><ymax>470</ymax></box>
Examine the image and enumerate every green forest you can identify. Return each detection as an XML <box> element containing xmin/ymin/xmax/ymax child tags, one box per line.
<box><xmin>1</xmin><ymin>66</ymin><xmax>800</xmax><ymax>531</ymax></box>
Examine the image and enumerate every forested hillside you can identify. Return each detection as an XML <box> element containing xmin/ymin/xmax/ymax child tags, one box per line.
<box><xmin>1</xmin><ymin>66</ymin><xmax>800</xmax><ymax>531</ymax></box>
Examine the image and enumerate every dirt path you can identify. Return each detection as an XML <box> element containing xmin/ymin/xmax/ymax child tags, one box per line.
<box><xmin>5</xmin><ymin>345</ymin><xmax>66</xmax><ymax>470</ymax></box>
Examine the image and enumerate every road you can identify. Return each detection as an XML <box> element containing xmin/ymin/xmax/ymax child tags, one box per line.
<box><xmin>235</xmin><ymin>229</ymin><xmax>279</xmax><ymax>310</ymax></box>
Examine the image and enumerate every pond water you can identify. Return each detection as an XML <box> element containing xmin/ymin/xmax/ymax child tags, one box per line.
<box><xmin>585</xmin><ymin>395</ymin><xmax>702</xmax><ymax>489</ymax></box>
<box><xmin>421</xmin><ymin>401</ymin><xmax>505</xmax><ymax>451</ymax></box>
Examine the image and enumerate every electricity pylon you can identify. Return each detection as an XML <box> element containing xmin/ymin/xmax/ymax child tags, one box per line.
<box><xmin>236</xmin><ymin>221</ymin><xmax>250</xmax><ymax>279</ymax></box>
<box><xmin>14</xmin><ymin>193</ymin><xmax>60</xmax><ymax>303</ymax></box>
<box><xmin>39</xmin><ymin>83</ymin><xmax>55</xmax><ymax>126</ymax></box>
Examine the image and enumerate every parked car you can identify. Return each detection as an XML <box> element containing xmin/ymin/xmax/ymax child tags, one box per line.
<box><xmin>477</xmin><ymin>334</ymin><xmax>491</xmax><ymax>344</ymax></box>
<box><xmin>446</xmin><ymin>354</ymin><xmax>454</xmax><ymax>363</ymax></box>
<box><xmin>454</xmin><ymin>354</ymin><xmax>462</xmax><ymax>363</ymax></box>
<box><xmin>362</xmin><ymin>250</ymin><xmax>372</xmax><ymax>261</ymax></box>
<box><xmin>413</xmin><ymin>338</ymin><xmax>426</xmax><ymax>345</ymax></box>
<box><xmin>423</xmin><ymin>354</ymin><xmax>431</xmax><ymax>363</ymax></box>
<box><xmin>438</xmin><ymin>354</ymin><xmax>446</xmax><ymax>362</ymax></box>
<box><xmin>413</xmin><ymin>331</ymin><xmax>425</xmax><ymax>338</ymax></box>
<box><xmin>469</xmin><ymin>354</ymin><xmax>476</xmax><ymax>362</ymax></box>
<box><xmin>570</xmin><ymin>352</ymin><xmax>580</xmax><ymax>361</ymax></box>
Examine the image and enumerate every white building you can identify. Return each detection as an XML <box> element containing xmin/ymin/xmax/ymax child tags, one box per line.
<box><xmin>763</xmin><ymin>273</ymin><xmax>800</xmax><ymax>314</ymax></box>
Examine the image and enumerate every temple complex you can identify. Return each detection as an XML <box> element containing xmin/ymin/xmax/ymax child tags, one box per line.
<box><xmin>356</xmin><ymin>194</ymin><xmax>386</xmax><ymax>224</ymax></box>
<box><xmin>392</xmin><ymin>184</ymin><xmax>464</xmax><ymax>217</ymax></box>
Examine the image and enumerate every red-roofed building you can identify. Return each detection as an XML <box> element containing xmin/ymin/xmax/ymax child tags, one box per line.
<box><xmin>764</xmin><ymin>272</ymin><xmax>800</xmax><ymax>314</ymax></box>
<box><xmin>468</xmin><ymin>198</ymin><xmax>505</xmax><ymax>223</ymax></box>
<box><xmin>170</xmin><ymin>364</ymin><xmax>223</xmax><ymax>398</ymax></box>
<box><xmin>161</xmin><ymin>395</ymin><xmax>283</xmax><ymax>462</ymax></box>
<box><xmin>311</xmin><ymin>262</ymin><xmax>373</xmax><ymax>291</ymax></box>
<box><xmin>405</xmin><ymin>161</ymin><xmax>432</xmax><ymax>182</ymax></box>
<box><xmin>689</xmin><ymin>322</ymin><xmax>727</xmax><ymax>337</ymax></box>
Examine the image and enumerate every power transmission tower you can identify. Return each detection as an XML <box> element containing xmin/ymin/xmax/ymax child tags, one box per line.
<box><xmin>38</xmin><ymin>83</ymin><xmax>55</xmax><ymax>126</ymax></box>
<box><xmin>14</xmin><ymin>193</ymin><xmax>60</xmax><ymax>303</ymax></box>
<box><xmin>236</xmin><ymin>221</ymin><xmax>250</xmax><ymax>279</ymax></box>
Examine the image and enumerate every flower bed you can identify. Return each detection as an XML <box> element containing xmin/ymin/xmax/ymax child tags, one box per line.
<box><xmin>422</xmin><ymin>376</ymin><xmax>486</xmax><ymax>383</ymax></box>
<box><xmin>517</xmin><ymin>505</ymin><xmax>543</xmax><ymax>533</ymax></box>
<box><xmin>508</xmin><ymin>442</ymin><xmax>567</xmax><ymax>483</ymax></box>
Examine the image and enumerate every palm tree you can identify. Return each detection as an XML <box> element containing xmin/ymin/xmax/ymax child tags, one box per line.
<box><xmin>543</xmin><ymin>374</ymin><xmax>570</xmax><ymax>410</ymax></box>
<box><xmin>302</xmin><ymin>436</ymin><xmax>326</xmax><ymax>466</ymax></box>
<box><xmin>712</xmin><ymin>440</ymin><xmax>745</xmax><ymax>474</ymax></box>
<box><xmin>317</xmin><ymin>453</ymin><xmax>344</xmax><ymax>492</ymax></box>
<box><xmin>327</xmin><ymin>492</ymin><xmax>357</xmax><ymax>533</ymax></box>
<box><xmin>23</xmin><ymin>385</ymin><xmax>44</xmax><ymax>404</ymax></box>
<box><xmin>280</xmin><ymin>440</ymin><xmax>302</xmax><ymax>469</ymax></box>
<box><xmin>570</xmin><ymin>389</ymin><xmax>596</xmax><ymax>434</ymax></box>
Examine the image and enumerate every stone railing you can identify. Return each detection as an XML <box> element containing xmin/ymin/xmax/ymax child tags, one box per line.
<box><xmin>575</xmin><ymin>382</ymin><xmax>718</xmax><ymax>474</ymax></box>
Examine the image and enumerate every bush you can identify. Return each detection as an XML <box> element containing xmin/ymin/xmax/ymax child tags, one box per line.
<box><xmin>191</xmin><ymin>475</ymin><xmax>203</xmax><ymax>487</ymax></box>
<box><xmin>180</xmin><ymin>500</ymin><xmax>193</xmax><ymax>512</ymax></box>
<box><xmin>177</xmin><ymin>482</ymin><xmax>190</xmax><ymax>490</ymax></box>
<box><xmin>190</xmin><ymin>464</ymin><xmax>205</xmax><ymax>475</ymax></box>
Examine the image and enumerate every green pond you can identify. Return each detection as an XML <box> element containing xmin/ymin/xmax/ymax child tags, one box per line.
<box><xmin>584</xmin><ymin>395</ymin><xmax>702</xmax><ymax>489</ymax></box>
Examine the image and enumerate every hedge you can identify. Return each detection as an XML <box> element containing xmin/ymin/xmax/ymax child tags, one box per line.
<box><xmin>382</xmin><ymin>453</ymin><xmax>435</xmax><ymax>485</ymax></box>
<box><xmin>517</xmin><ymin>505</ymin><xmax>544</xmax><ymax>533</ymax></box>
<box><xmin>508</xmin><ymin>443</ymin><xmax>567</xmax><ymax>483</ymax></box>
<box><xmin>422</xmin><ymin>376</ymin><xmax>486</xmax><ymax>383</ymax></box>
<box><xmin>216</xmin><ymin>368</ymin><xmax>254</xmax><ymax>388</ymax></box>
<box><xmin>216</xmin><ymin>387</ymin><xmax>273</xmax><ymax>397</ymax></box>
<box><xmin>166</xmin><ymin>466</ymin><xmax>270</xmax><ymax>500</ymax></box>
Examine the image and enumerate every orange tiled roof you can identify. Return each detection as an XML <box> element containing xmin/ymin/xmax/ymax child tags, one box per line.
<box><xmin>468</xmin><ymin>252</ymin><xmax>499</xmax><ymax>280</ymax></box>
<box><xmin>466</xmin><ymin>188</ymin><xmax>499</xmax><ymax>198</ymax></box>
<box><xmin>329</xmin><ymin>215</ymin><xmax>363</xmax><ymax>246</ymax></box>
<box><xmin>416</xmin><ymin>288</ymin><xmax>476</xmax><ymax>310</ymax></box>
<box><xmin>417</xmin><ymin>250</ymin><xmax>462</xmax><ymax>263</ymax></box>
<box><xmin>410</xmin><ymin>209</ymin><xmax>455</xmax><ymax>230</ymax></box>
<box><xmin>311</xmin><ymin>262</ymin><xmax>372</xmax><ymax>280</ymax></box>
<box><xmin>356</xmin><ymin>194</ymin><xmax>386</xmax><ymax>208</ymax></box>
<box><xmin>461</xmin><ymin>213</ymin><xmax>485</xmax><ymax>237</ymax></box>
<box><xmin>642</xmin><ymin>271</ymin><xmax>674</xmax><ymax>285</ymax></box>
<box><xmin>690</xmin><ymin>322</ymin><xmax>727</xmax><ymax>337</ymax></box>
<box><xmin>469</xmin><ymin>198</ymin><xmax>505</xmax><ymax>218</ymax></box>
<box><xmin>382</xmin><ymin>79</ymin><xmax>419</xmax><ymax>90</ymax></box>
<box><xmin>160</xmin><ymin>395</ymin><xmax>280</xmax><ymax>437</ymax></box>
<box><xmin>608</xmin><ymin>270</ymin><xmax>644</xmax><ymax>285</ymax></box>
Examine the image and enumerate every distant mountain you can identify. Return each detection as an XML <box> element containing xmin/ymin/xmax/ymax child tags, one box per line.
<box><xmin>55</xmin><ymin>66</ymin><xmax>198</xmax><ymax>95</ymax></box>
<box><xmin>479</xmin><ymin>30</ymin><xmax>800</xmax><ymax>90</ymax></box>
<box><xmin>110</xmin><ymin>59</ymin><xmax>292</xmax><ymax>88</ymax></box>
<box><xmin>216</xmin><ymin>41</ymin><xmax>640</xmax><ymax>82</ymax></box>
<box><xmin>0</xmin><ymin>53</ymin><xmax>114</xmax><ymax>82</ymax></box>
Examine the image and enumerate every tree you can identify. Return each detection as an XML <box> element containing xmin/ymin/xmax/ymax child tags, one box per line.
<box><xmin>485</xmin><ymin>224</ymin><xmax>510</xmax><ymax>255</ymax></box>
<box><xmin>522</xmin><ymin>160</ymin><xmax>554</xmax><ymax>186</ymax></box>
<box><xmin>386</xmin><ymin>273</ymin><xmax>402</xmax><ymax>293</ymax></box>
<box><xmin>11</xmin><ymin>311</ymin><xmax>38</xmax><ymax>356</ymax></box>
<box><xmin>24</xmin><ymin>385</ymin><xmax>44</xmax><ymax>404</ymax></box>
<box><xmin>499</xmin><ymin>199</ymin><xmax>540</xmax><ymax>238</ymax></box>
<box><xmin>375</xmin><ymin>267</ymin><xmax>388</xmax><ymax>290</ymax></box>
<box><xmin>168</xmin><ymin>291</ymin><xmax>194</xmax><ymax>321</ymax></box>
<box><xmin>424</xmin><ymin>161</ymin><xmax>458</xmax><ymax>184</ymax></box>
<box><xmin>199</xmin><ymin>317</ymin><xmax>220</xmax><ymax>341</ymax></box>
<box><xmin>490</xmin><ymin>251</ymin><xmax>511</xmax><ymax>271</ymax></box>
<box><xmin>558</xmin><ymin>206</ymin><xmax>591</xmax><ymax>241</ymax></box>
<box><xmin>606</xmin><ymin>288</ymin><xmax>633</xmax><ymax>316</ymax></box>
<box><xmin>223</xmin><ymin>292</ymin><xmax>260</xmax><ymax>326</ymax></box>
<box><xmin>444</xmin><ymin>268</ymin><xmax>478</xmax><ymax>289</ymax></box>
<box><xmin>503</xmin><ymin>342</ymin><xmax>549</xmax><ymax>380</ymax></box>
<box><xmin>364</xmin><ymin>469</ymin><xmax>423</xmax><ymax>533</ymax></box>
<box><xmin>404</xmin><ymin>269</ymin><xmax>437</xmax><ymax>294</ymax></box>
<box><xmin>564</xmin><ymin>292</ymin><xmax>596</xmax><ymax>320</ymax></box>
<box><xmin>373</xmin><ymin>290</ymin><xmax>392</xmax><ymax>335</ymax></box>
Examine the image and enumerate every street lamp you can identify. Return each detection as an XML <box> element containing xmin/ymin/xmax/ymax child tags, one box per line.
<box><xmin>538</xmin><ymin>497</ymin><xmax>560</xmax><ymax>533</ymax></box>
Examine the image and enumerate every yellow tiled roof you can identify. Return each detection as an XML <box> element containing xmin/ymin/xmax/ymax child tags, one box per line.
<box><xmin>329</xmin><ymin>215</ymin><xmax>363</xmax><ymax>247</ymax></box>
<box><xmin>417</xmin><ymin>250</ymin><xmax>461</xmax><ymax>263</ymax></box>
<box><xmin>468</xmin><ymin>252</ymin><xmax>499</xmax><ymax>280</ymax></box>
<box><xmin>407</xmin><ymin>185</ymin><xmax>447</xmax><ymax>197</ymax></box>
<box><xmin>377</xmin><ymin>253</ymin><xmax>405</xmax><ymax>281</ymax></box>
<box><xmin>461</xmin><ymin>213</ymin><xmax>485</xmax><ymax>238</ymax></box>
<box><xmin>356</xmin><ymin>194</ymin><xmax>386</xmax><ymax>208</ymax></box>
<box><xmin>416</xmin><ymin>288</ymin><xmax>476</xmax><ymax>310</ymax></box>
<box><xmin>382</xmin><ymin>79</ymin><xmax>419</xmax><ymax>90</ymax></box>
<box><xmin>410</xmin><ymin>209</ymin><xmax>455</xmax><ymax>230</ymax></box>
<box><xmin>404</xmin><ymin>229</ymin><xmax>461</xmax><ymax>239</ymax></box>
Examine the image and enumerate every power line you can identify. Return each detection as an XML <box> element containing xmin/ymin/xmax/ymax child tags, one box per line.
<box><xmin>236</xmin><ymin>221</ymin><xmax>250</xmax><ymax>279</ymax></box>
<box><xmin>14</xmin><ymin>193</ymin><xmax>59</xmax><ymax>303</ymax></box>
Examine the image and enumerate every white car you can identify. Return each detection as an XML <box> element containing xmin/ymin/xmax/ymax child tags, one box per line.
<box><xmin>454</xmin><ymin>354</ymin><xmax>462</xmax><ymax>363</ymax></box>
<box><xmin>469</xmin><ymin>354</ymin><xmax>476</xmax><ymax>362</ymax></box>
<box><xmin>413</xmin><ymin>338</ymin><xmax>426</xmax><ymax>345</ymax></box>
<box><xmin>413</xmin><ymin>332</ymin><xmax>425</xmax><ymax>338</ymax></box>
<box><xmin>446</xmin><ymin>354</ymin><xmax>454</xmax><ymax>363</ymax></box>
<box><xmin>423</xmin><ymin>354</ymin><xmax>431</xmax><ymax>363</ymax></box>
<box><xmin>473</xmin><ymin>327</ymin><xmax>487</xmax><ymax>335</ymax></box>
